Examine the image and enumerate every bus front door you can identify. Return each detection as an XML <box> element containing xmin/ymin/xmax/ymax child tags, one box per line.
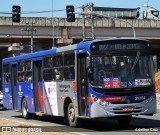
<box><xmin>11</xmin><ymin>64</ymin><xmax>17</xmax><ymax>110</ymax></box>
<box><xmin>77</xmin><ymin>54</ymin><xmax>88</xmax><ymax>116</ymax></box>
<box><xmin>33</xmin><ymin>60</ymin><xmax>44</xmax><ymax>113</ymax></box>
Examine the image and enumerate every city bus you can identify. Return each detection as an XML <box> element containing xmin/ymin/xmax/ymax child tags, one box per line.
<box><xmin>2</xmin><ymin>38</ymin><xmax>156</xmax><ymax>127</ymax></box>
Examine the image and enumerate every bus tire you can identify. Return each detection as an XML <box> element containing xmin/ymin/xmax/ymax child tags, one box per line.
<box><xmin>67</xmin><ymin>102</ymin><xmax>80</xmax><ymax>127</ymax></box>
<box><xmin>22</xmin><ymin>98</ymin><xmax>31</xmax><ymax>119</ymax></box>
<box><xmin>116</xmin><ymin>115</ymin><xmax>132</xmax><ymax>126</ymax></box>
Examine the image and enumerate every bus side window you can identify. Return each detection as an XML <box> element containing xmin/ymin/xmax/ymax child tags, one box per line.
<box><xmin>3</xmin><ymin>63</ymin><xmax>10</xmax><ymax>84</ymax></box>
<box><xmin>18</xmin><ymin>61</ymin><xmax>25</xmax><ymax>82</ymax></box>
<box><xmin>53</xmin><ymin>55</ymin><xmax>63</xmax><ymax>67</ymax></box>
<box><xmin>52</xmin><ymin>54</ymin><xmax>63</xmax><ymax>81</ymax></box>
<box><xmin>54</xmin><ymin>68</ymin><xmax>63</xmax><ymax>81</ymax></box>
<box><xmin>26</xmin><ymin>60</ymin><xmax>32</xmax><ymax>70</ymax></box>
<box><xmin>64</xmin><ymin>67</ymin><xmax>75</xmax><ymax>80</ymax></box>
<box><xmin>63</xmin><ymin>52</ymin><xmax>75</xmax><ymax>80</ymax></box>
<box><xmin>25</xmin><ymin>72</ymin><xmax>32</xmax><ymax>82</ymax></box>
<box><xmin>5</xmin><ymin>74</ymin><xmax>10</xmax><ymax>83</ymax></box>
<box><xmin>25</xmin><ymin>60</ymin><xmax>32</xmax><ymax>82</ymax></box>
<box><xmin>44</xmin><ymin>56</ymin><xmax>53</xmax><ymax>68</ymax></box>
<box><xmin>18</xmin><ymin>73</ymin><xmax>24</xmax><ymax>82</ymax></box>
<box><xmin>44</xmin><ymin>56</ymin><xmax>53</xmax><ymax>81</ymax></box>
<box><xmin>44</xmin><ymin>69</ymin><xmax>52</xmax><ymax>81</ymax></box>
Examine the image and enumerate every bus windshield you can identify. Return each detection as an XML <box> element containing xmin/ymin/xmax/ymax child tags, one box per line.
<box><xmin>90</xmin><ymin>53</ymin><xmax>154</xmax><ymax>88</ymax></box>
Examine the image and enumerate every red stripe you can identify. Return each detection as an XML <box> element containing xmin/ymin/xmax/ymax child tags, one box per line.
<box><xmin>88</xmin><ymin>97</ymin><xmax>93</xmax><ymax>103</ymax></box>
<box><xmin>100</xmin><ymin>97</ymin><xmax>123</xmax><ymax>102</ymax></box>
<box><xmin>38</xmin><ymin>84</ymin><xmax>44</xmax><ymax>112</ymax></box>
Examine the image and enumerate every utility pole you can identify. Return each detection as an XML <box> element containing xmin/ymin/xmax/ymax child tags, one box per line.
<box><xmin>82</xmin><ymin>5</ymin><xmax>86</xmax><ymax>41</ymax></box>
<box><xmin>82</xmin><ymin>3</ymin><xmax>95</xmax><ymax>40</ymax></box>
<box><xmin>90</xmin><ymin>3</ymin><xmax>95</xmax><ymax>40</ymax></box>
<box><xmin>21</xmin><ymin>22</ymin><xmax>36</xmax><ymax>53</ymax></box>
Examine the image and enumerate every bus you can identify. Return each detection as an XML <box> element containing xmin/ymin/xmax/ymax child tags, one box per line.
<box><xmin>2</xmin><ymin>38</ymin><xmax>156</xmax><ymax>127</ymax></box>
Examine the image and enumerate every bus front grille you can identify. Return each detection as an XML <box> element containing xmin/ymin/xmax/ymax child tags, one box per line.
<box><xmin>110</xmin><ymin>106</ymin><xmax>143</xmax><ymax>114</ymax></box>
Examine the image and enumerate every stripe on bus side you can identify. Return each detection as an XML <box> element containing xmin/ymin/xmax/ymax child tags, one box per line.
<box><xmin>43</xmin><ymin>82</ymin><xmax>53</xmax><ymax>115</ymax></box>
<box><xmin>38</xmin><ymin>84</ymin><xmax>44</xmax><ymax>112</ymax></box>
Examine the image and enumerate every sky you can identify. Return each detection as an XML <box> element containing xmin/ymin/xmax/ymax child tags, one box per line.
<box><xmin>0</xmin><ymin>0</ymin><xmax>160</xmax><ymax>18</ymax></box>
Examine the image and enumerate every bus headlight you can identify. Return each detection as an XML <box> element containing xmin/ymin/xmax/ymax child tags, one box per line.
<box><xmin>91</xmin><ymin>94</ymin><xmax>110</xmax><ymax>106</ymax></box>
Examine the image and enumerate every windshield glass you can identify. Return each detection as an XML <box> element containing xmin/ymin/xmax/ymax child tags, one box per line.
<box><xmin>90</xmin><ymin>53</ymin><xmax>154</xmax><ymax>88</ymax></box>
<box><xmin>151</xmin><ymin>10</ymin><xmax>159</xmax><ymax>17</ymax></box>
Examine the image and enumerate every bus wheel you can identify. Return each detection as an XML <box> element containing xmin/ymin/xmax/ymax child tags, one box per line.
<box><xmin>67</xmin><ymin>103</ymin><xmax>80</xmax><ymax>127</ymax></box>
<box><xmin>22</xmin><ymin>98</ymin><xmax>31</xmax><ymax>119</ymax></box>
<box><xmin>116</xmin><ymin>115</ymin><xmax>132</xmax><ymax>126</ymax></box>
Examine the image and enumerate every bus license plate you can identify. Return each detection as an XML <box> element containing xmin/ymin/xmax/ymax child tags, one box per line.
<box><xmin>123</xmin><ymin>107</ymin><xmax>134</xmax><ymax>112</ymax></box>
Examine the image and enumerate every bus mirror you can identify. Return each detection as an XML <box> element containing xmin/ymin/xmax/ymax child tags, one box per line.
<box><xmin>87</xmin><ymin>67</ymin><xmax>93</xmax><ymax>80</ymax></box>
<box><xmin>87</xmin><ymin>51</ymin><xmax>90</xmax><ymax>56</ymax></box>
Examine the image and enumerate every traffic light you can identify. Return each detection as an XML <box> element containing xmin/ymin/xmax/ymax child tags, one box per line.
<box><xmin>66</xmin><ymin>5</ymin><xmax>75</xmax><ymax>22</ymax></box>
<box><xmin>12</xmin><ymin>5</ymin><xmax>21</xmax><ymax>23</ymax></box>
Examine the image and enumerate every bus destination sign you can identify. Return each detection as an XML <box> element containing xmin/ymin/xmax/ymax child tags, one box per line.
<box><xmin>91</xmin><ymin>42</ymin><xmax>151</xmax><ymax>52</ymax></box>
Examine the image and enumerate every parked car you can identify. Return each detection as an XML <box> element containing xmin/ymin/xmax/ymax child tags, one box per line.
<box><xmin>0</xmin><ymin>91</ymin><xmax>4</xmax><ymax>109</ymax></box>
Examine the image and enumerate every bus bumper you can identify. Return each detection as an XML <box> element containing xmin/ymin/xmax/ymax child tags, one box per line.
<box><xmin>90</xmin><ymin>96</ymin><xmax>157</xmax><ymax>118</ymax></box>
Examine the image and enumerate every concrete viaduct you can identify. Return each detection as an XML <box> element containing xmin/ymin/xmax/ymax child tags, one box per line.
<box><xmin>0</xmin><ymin>16</ymin><xmax>160</xmax><ymax>68</ymax></box>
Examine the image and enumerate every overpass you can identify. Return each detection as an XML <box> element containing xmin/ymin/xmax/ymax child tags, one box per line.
<box><xmin>0</xmin><ymin>16</ymin><xmax>160</xmax><ymax>66</ymax></box>
<box><xmin>1</xmin><ymin>16</ymin><xmax>160</xmax><ymax>46</ymax></box>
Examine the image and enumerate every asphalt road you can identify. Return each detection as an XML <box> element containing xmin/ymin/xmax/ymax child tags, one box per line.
<box><xmin>0</xmin><ymin>109</ymin><xmax>160</xmax><ymax>134</ymax></box>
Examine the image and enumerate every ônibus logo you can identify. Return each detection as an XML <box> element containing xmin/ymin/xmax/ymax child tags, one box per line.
<box><xmin>48</xmin><ymin>88</ymin><xmax>51</xmax><ymax>94</ymax></box>
<box><xmin>48</xmin><ymin>88</ymin><xmax>55</xmax><ymax>94</ymax></box>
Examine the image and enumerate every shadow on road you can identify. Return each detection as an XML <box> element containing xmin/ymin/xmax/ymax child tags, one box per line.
<box><xmin>11</xmin><ymin>114</ymin><xmax>160</xmax><ymax>132</ymax></box>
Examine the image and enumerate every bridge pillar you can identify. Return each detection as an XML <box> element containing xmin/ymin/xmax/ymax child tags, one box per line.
<box><xmin>57</xmin><ymin>27</ymin><xmax>73</xmax><ymax>45</ymax></box>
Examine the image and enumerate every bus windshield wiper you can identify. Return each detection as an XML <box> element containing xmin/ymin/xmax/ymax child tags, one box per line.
<box><xmin>131</xmin><ymin>51</ymin><xmax>140</xmax><ymax>71</ymax></box>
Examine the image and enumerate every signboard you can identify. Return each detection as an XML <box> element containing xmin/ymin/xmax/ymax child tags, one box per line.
<box><xmin>112</xmin><ymin>78</ymin><xmax>121</xmax><ymax>88</ymax></box>
<box><xmin>90</xmin><ymin>40</ymin><xmax>151</xmax><ymax>52</ymax></box>
<box><xmin>135</xmin><ymin>79</ymin><xmax>151</xmax><ymax>86</ymax></box>
<box><xmin>104</xmin><ymin>78</ymin><xmax>112</xmax><ymax>88</ymax></box>
<box><xmin>104</xmin><ymin>78</ymin><xmax>121</xmax><ymax>88</ymax></box>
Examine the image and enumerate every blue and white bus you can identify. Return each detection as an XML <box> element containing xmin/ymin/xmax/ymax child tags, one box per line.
<box><xmin>2</xmin><ymin>38</ymin><xmax>156</xmax><ymax>127</ymax></box>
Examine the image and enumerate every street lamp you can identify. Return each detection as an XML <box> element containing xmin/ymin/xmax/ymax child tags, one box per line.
<box><xmin>143</xmin><ymin>4</ymin><xmax>159</xmax><ymax>11</ymax></box>
<box><xmin>92</xmin><ymin>13</ymin><xmax>136</xmax><ymax>38</ymax></box>
<box><xmin>6</xmin><ymin>35</ymin><xmax>24</xmax><ymax>56</ymax></box>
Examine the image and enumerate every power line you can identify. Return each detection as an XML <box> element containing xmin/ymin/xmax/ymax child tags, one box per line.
<box><xmin>0</xmin><ymin>7</ymin><xmax>82</xmax><ymax>15</ymax></box>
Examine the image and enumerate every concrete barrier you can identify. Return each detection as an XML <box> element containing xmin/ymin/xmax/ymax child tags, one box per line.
<box><xmin>157</xmin><ymin>94</ymin><xmax>160</xmax><ymax>109</ymax></box>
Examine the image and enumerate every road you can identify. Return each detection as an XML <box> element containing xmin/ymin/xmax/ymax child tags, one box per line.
<box><xmin>0</xmin><ymin>109</ymin><xmax>160</xmax><ymax>134</ymax></box>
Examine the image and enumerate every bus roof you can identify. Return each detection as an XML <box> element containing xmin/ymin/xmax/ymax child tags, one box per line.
<box><xmin>2</xmin><ymin>38</ymin><xmax>150</xmax><ymax>63</ymax></box>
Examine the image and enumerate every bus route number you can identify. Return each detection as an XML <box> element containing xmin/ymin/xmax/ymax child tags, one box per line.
<box><xmin>135</xmin><ymin>96</ymin><xmax>146</xmax><ymax>101</ymax></box>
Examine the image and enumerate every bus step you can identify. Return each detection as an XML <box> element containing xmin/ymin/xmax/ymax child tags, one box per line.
<box><xmin>35</xmin><ymin>112</ymin><xmax>44</xmax><ymax>116</ymax></box>
<box><xmin>78</xmin><ymin>116</ymin><xmax>89</xmax><ymax>119</ymax></box>
<box><xmin>14</xmin><ymin>110</ymin><xmax>20</xmax><ymax>112</ymax></box>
